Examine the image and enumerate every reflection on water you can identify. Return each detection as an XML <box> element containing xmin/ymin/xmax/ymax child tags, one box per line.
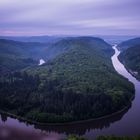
<box><xmin>0</xmin><ymin>45</ymin><xmax>140</xmax><ymax>140</ymax></box>
<box><xmin>0</xmin><ymin>105</ymin><xmax>130</xmax><ymax>135</ymax></box>
<box><xmin>34</xmin><ymin>107</ymin><xmax>130</xmax><ymax>135</ymax></box>
<box><xmin>0</xmin><ymin>104</ymin><xmax>131</xmax><ymax>140</ymax></box>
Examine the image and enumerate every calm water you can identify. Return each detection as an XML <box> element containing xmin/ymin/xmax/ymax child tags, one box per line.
<box><xmin>0</xmin><ymin>45</ymin><xmax>140</xmax><ymax>140</ymax></box>
<box><xmin>38</xmin><ymin>59</ymin><xmax>45</xmax><ymax>65</ymax></box>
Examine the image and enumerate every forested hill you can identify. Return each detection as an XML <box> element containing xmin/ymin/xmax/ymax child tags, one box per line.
<box><xmin>0</xmin><ymin>38</ymin><xmax>71</xmax><ymax>75</ymax></box>
<box><xmin>0</xmin><ymin>37</ymin><xmax>134</xmax><ymax>123</ymax></box>
<box><xmin>0</xmin><ymin>39</ymin><xmax>40</xmax><ymax>75</ymax></box>
<box><xmin>119</xmin><ymin>45</ymin><xmax>140</xmax><ymax>80</ymax></box>
<box><xmin>117</xmin><ymin>37</ymin><xmax>140</xmax><ymax>51</ymax></box>
<box><xmin>0</xmin><ymin>37</ymin><xmax>112</xmax><ymax>75</ymax></box>
<box><xmin>117</xmin><ymin>37</ymin><xmax>140</xmax><ymax>80</ymax></box>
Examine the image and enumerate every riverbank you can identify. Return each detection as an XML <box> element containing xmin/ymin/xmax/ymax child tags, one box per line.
<box><xmin>0</xmin><ymin>93</ymin><xmax>134</xmax><ymax>126</ymax></box>
<box><xmin>117</xmin><ymin>45</ymin><xmax>140</xmax><ymax>82</ymax></box>
<box><xmin>119</xmin><ymin>63</ymin><xmax>140</xmax><ymax>81</ymax></box>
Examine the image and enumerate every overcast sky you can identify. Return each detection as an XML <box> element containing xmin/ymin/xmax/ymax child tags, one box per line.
<box><xmin>0</xmin><ymin>0</ymin><xmax>140</xmax><ymax>36</ymax></box>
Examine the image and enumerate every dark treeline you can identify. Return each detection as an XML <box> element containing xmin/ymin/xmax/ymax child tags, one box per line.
<box><xmin>0</xmin><ymin>69</ymin><xmax>134</xmax><ymax>123</ymax></box>
<box><xmin>0</xmin><ymin>37</ymin><xmax>135</xmax><ymax>123</ymax></box>
<box><xmin>119</xmin><ymin>45</ymin><xmax>140</xmax><ymax>80</ymax></box>
<box><xmin>65</xmin><ymin>135</ymin><xmax>140</xmax><ymax>140</ymax></box>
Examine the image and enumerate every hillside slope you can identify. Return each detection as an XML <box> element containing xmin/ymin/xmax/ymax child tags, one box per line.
<box><xmin>0</xmin><ymin>37</ymin><xmax>134</xmax><ymax>123</ymax></box>
<box><xmin>117</xmin><ymin>37</ymin><xmax>140</xmax><ymax>51</ymax></box>
<box><xmin>0</xmin><ymin>39</ymin><xmax>71</xmax><ymax>75</ymax></box>
<box><xmin>118</xmin><ymin>37</ymin><xmax>140</xmax><ymax>80</ymax></box>
<box><xmin>119</xmin><ymin>45</ymin><xmax>140</xmax><ymax>80</ymax></box>
<box><xmin>0</xmin><ymin>39</ymin><xmax>41</xmax><ymax>74</ymax></box>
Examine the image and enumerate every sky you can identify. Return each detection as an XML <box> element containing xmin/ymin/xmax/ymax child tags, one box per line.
<box><xmin>0</xmin><ymin>0</ymin><xmax>140</xmax><ymax>36</ymax></box>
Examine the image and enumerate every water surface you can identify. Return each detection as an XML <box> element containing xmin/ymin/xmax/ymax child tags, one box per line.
<box><xmin>38</xmin><ymin>59</ymin><xmax>45</xmax><ymax>65</ymax></box>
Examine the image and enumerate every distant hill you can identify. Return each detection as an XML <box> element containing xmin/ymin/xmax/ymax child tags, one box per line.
<box><xmin>0</xmin><ymin>38</ymin><xmax>73</xmax><ymax>75</ymax></box>
<box><xmin>98</xmin><ymin>35</ymin><xmax>137</xmax><ymax>45</ymax></box>
<box><xmin>119</xmin><ymin>45</ymin><xmax>140</xmax><ymax>80</ymax></box>
<box><xmin>0</xmin><ymin>35</ymin><xmax>63</xmax><ymax>43</ymax></box>
<box><xmin>117</xmin><ymin>37</ymin><xmax>140</xmax><ymax>51</ymax></box>
<box><xmin>0</xmin><ymin>39</ymin><xmax>41</xmax><ymax>74</ymax></box>
<box><xmin>0</xmin><ymin>37</ymin><xmax>134</xmax><ymax>123</ymax></box>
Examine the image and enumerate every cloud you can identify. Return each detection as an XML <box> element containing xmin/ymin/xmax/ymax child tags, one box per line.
<box><xmin>0</xmin><ymin>0</ymin><xmax>139</xmax><ymax>36</ymax></box>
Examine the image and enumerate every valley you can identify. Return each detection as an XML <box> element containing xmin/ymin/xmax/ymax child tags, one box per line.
<box><xmin>0</xmin><ymin>38</ymin><xmax>140</xmax><ymax>140</ymax></box>
<box><xmin>1</xmin><ymin>0</ymin><xmax>139</xmax><ymax>139</ymax></box>
<box><xmin>0</xmin><ymin>37</ymin><xmax>134</xmax><ymax>123</ymax></box>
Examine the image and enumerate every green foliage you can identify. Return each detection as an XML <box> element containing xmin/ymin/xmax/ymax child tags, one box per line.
<box><xmin>65</xmin><ymin>135</ymin><xmax>87</xmax><ymax>140</ymax></box>
<box><xmin>118</xmin><ymin>37</ymin><xmax>140</xmax><ymax>51</ymax></box>
<box><xmin>0</xmin><ymin>39</ymin><xmax>46</xmax><ymax>75</ymax></box>
<box><xmin>0</xmin><ymin>37</ymin><xmax>135</xmax><ymax>123</ymax></box>
<box><xmin>119</xmin><ymin>45</ymin><xmax>140</xmax><ymax>80</ymax></box>
<box><xmin>0</xmin><ymin>38</ymin><xmax>79</xmax><ymax>75</ymax></box>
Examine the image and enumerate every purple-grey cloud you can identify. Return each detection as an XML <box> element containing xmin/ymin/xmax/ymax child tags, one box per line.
<box><xmin>0</xmin><ymin>0</ymin><xmax>140</xmax><ymax>36</ymax></box>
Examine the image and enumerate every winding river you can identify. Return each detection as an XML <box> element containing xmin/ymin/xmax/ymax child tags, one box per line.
<box><xmin>0</xmin><ymin>45</ymin><xmax>140</xmax><ymax>140</ymax></box>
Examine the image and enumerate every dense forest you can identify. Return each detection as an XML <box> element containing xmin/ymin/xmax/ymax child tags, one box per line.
<box><xmin>65</xmin><ymin>135</ymin><xmax>140</xmax><ymax>140</ymax></box>
<box><xmin>118</xmin><ymin>37</ymin><xmax>140</xmax><ymax>80</ymax></box>
<box><xmin>119</xmin><ymin>45</ymin><xmax>140</xmax><ymax>80</ymax></box>
<box><xmin>0</xmin><ymin>37</ymin><xmax>134</xmax><ymax>123</ymax></box>
<box><xmin>0</xmin><ymin>38</ymin><xmax>72</xmax><ymax>75</ymax></box>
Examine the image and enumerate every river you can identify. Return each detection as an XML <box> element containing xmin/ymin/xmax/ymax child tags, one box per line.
<box><xmin>38</xmin><ymin>59</ymin><xmax>45</xmax><ymax>65</ymax></box>
<box><xmin>0</xmin><ymin>45</ymin><xmax>140</xmax><ymax>140</ymax></box>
